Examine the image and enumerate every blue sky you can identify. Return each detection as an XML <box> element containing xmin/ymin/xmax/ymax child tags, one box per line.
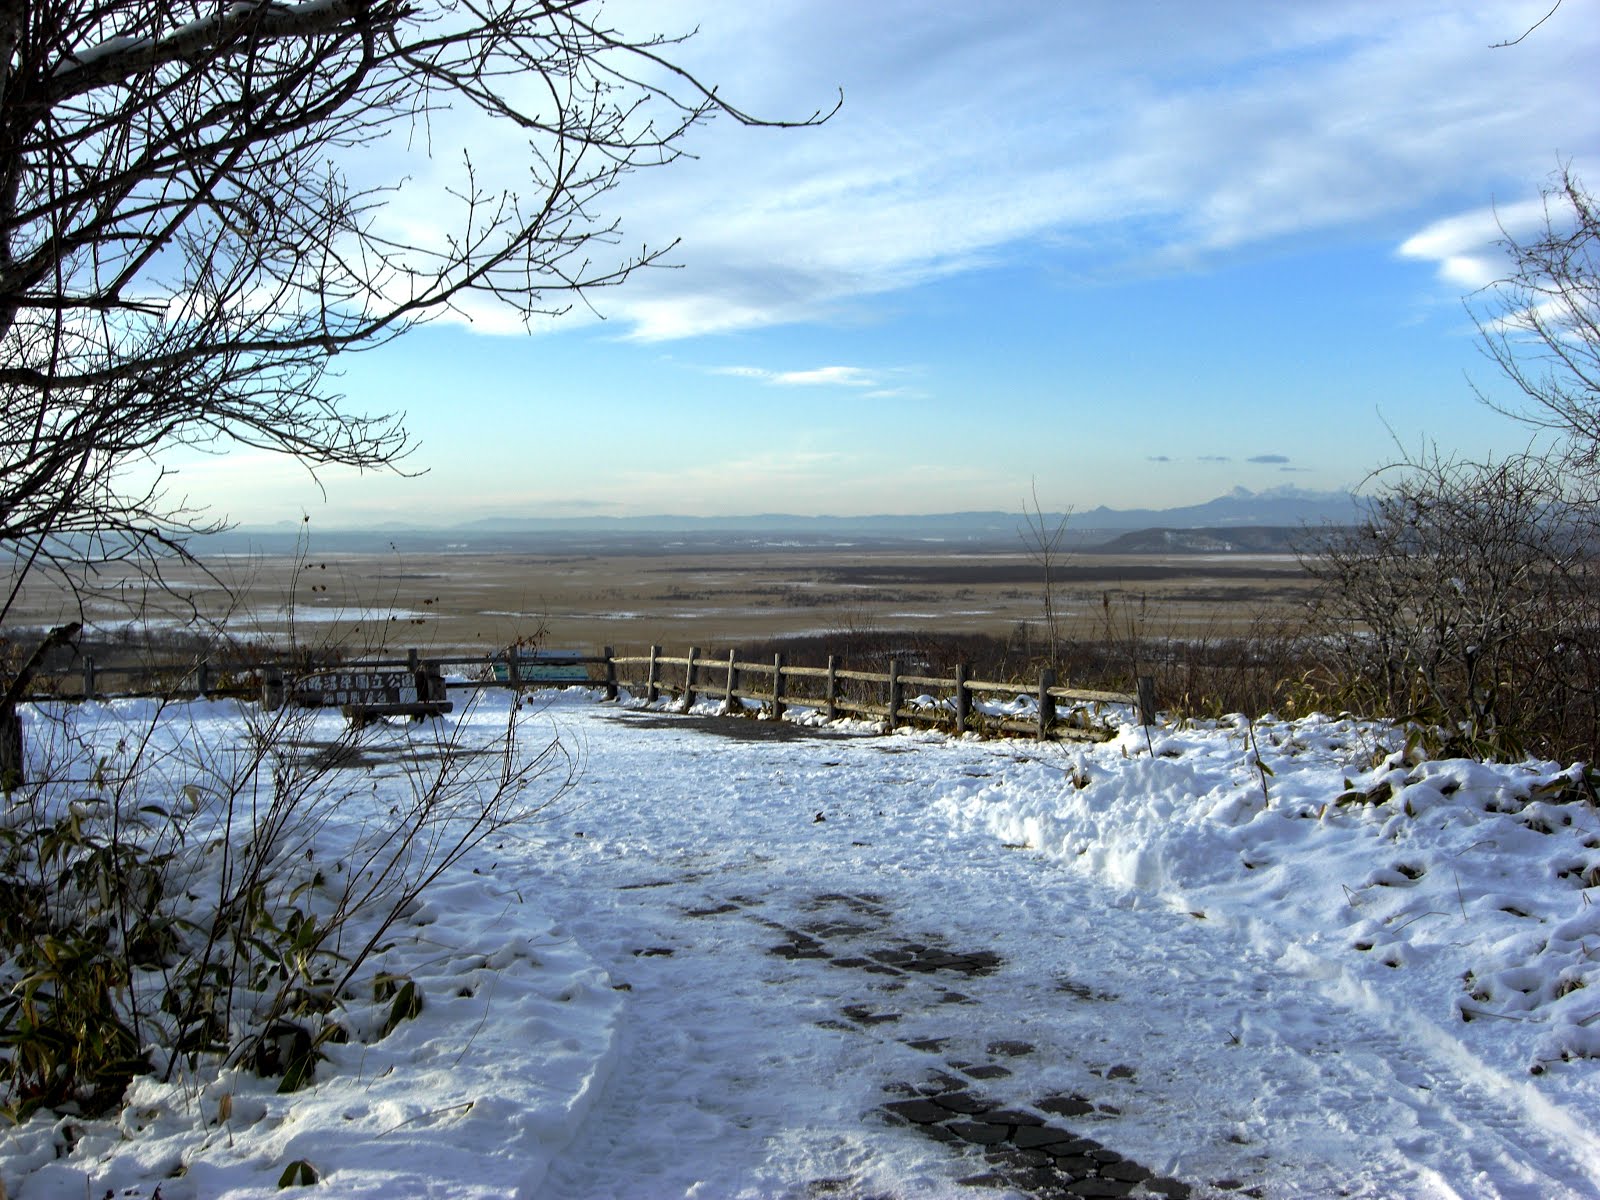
<box><xmin>174</xmin><ymin>0</ymin><xmax>1600</xmax><ymax>526</ymax></box>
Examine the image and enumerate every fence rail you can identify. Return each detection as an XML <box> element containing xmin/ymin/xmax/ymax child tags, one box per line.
<box><xmin>18</xmin><ymin>643</ymin><xmax>1156</xmax><ymax>744</ymax></box>
<box><xmin>609</xmin><ymin>646</ymin><xmax>1152</xmax><ymax>742</ymax></box>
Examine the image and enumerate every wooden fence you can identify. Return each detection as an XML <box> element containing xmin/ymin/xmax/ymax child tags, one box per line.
<box><xmin>20</xmin><ymin>645</ymin><xmax>1155</xmax><ymax>744</ymax></box>
<box><xmin>611</xmin><ymin>647</ymin><xmax>1152</xmax><ymax>742</ymax></box>
<box><xmin>23</xmin><ymin>646</ymin><xmax>619</xmax><ymax>702</ymax></box>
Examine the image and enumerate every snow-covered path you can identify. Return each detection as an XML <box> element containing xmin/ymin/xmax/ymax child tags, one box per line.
<box><xmin>7</xmin><ymin>691</ymin><xmax>1600</xmax><ymax>1200</ymax></box>
<box><xmin>510</xmin><ymin>702</ymin><xmax>1600</xmax><ymax>1199</ymax></box>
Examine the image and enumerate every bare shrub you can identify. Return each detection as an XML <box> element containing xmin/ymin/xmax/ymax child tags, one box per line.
<box><xmin>1299</xmin><ymin>450</ymin><xmax>1599</xmax><ymax>760</ymax></box>
<box><xmin>1101</xmin><ymin>601</ymin><xmax>1314</xmax><ymax>722</ymax></box>
<box><xmin>0</xmin><ymin>688</ymin><xmax>573</xmax><ymax>1120</ymax></box>
<box><xmin>737</xmin><ymin>606</ymin><xmax>1320</xmax><ymax>726</ymax></box>
<box><xmin>1018</xmin><ymin>484</ymin><xmax>1073</xmax><ymax>668</ymax></box>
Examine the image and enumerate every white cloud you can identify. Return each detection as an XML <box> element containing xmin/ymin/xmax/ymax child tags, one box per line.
<box><xmin>1396</xmin><ymin>195</ymin><xmax>1558</xmax><ymax>288</ymax></box>
<box><xmin>357</xmin><ymin>0</ymin><xmax>1600</xmax><ymax>340</ymax></box>
<box><xmin>1436</xmin><ymin>254</ymin><xmax>1497</xmax><ymax>290</ymax></box>
<box><xmin>1397</xmin><ymin>199</ymin><xmax>1550</xmax><ymax>263</ymax></box>
<box><xmin>618</xmin><ymin>295</ymin><xmax>783</xmax><ymax>342</ymax></box>
<box><xmin>643</xmin><ymin>3</ymin><xmax>1594</xmax><ymax>334</ymax></box>
<box><xmin>772</xmin><ymin>366</ymin><xmax>876</xmax><ymax>387</ymax></box>
<box><xmin>708</xmin><ymin>364</ymin><xmax>884</xmax><ymax>388</ymax></box>
<box><xmin>1396</xmin><ymin>165</ymin><xmax>1600</xmax><ymax>293</ymax></box>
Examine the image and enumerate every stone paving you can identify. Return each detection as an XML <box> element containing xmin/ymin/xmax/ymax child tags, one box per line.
<box><xmin>881</xmin><ymin>1059</ymin><xmax>1188</xmax><ymax>1199</ymax></box>
<box><xmin>684</xmin><ymin>889</ymin><xmax>1229</xmax><ymax>1199</ymax></box>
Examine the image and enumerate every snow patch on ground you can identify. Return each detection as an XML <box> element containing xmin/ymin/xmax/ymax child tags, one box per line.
<box><xmin>934</xmin><ymin>711</ymin><xmax>1600</xmax><ymax>1115</ymax></box>
<box><xmin>4</xmin><ymin>692</ymin><xmax>1599</xmax><ymax>1198</ymax></box>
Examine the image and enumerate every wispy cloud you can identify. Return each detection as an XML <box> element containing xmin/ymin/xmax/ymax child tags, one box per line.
<box><xmin>1249</xmin><ymin>454</ymin><xmax>1291</xmax><ymax>464</ymax></box>
<box><xmin>773</xmin><ymin>366</ymin><xmax>879</xmax><ymax>387</ymax></box>
<box><xmin>594</xmin><ymin>1</ymin><xmax>1600</xmax><ymax>339</ymax></box>
<box><xmin>353</xmin><ymin>2</ymin><xmax>1599</xmax><ymax>342</ymax></box>
<box><xmin>710</xmin><ymin>363</ymin><xmax>884</xmax><ymax>388</ymax></box>
<box><xmin>1396</xmin><ymin>192</ymin><xmax>1570</xmax><ymax>288</ymax></box>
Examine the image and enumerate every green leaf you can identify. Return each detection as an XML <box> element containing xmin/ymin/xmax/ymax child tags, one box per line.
<box><xmin>372</xmin><ymin>972</ymin><xmax>404</xmax><ymax>1002</ymax></box>
<box><xmin>277</xmin><ymin>1046</ymin><xmax>319</xmax><ymax>1093</ymax></box>
<box><xmin>292</xmin><ymin>914</ymin><xmax>320</xmax><ymax>952</ymax></box>
<box><xmin>380</xmin><ymin>979</ymin><xmax>423</xmax><ymax>1039</ymax></box>
<box><xmin>278</xmin><ymin>1159</ymin><xmax>319</xmax><ymax>1187</ymax></box>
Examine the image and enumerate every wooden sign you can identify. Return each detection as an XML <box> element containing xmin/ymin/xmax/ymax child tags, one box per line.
<box><xmin>263</xmin><ymin>666</ymin><xmax>451</xmax><ymax>721</ymax></box>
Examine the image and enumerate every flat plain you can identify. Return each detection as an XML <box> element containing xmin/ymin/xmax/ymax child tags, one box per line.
<box><xmin>8</xmin><ymin>534</ymin><xmax>1315</xmax><ymax>662</ymax></box>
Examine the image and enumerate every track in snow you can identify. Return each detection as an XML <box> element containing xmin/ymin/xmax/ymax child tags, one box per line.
<box><xmin>512</xmin><ymin>704</ymin><xmax>1599</xmax><ymax>1200</ymax></box>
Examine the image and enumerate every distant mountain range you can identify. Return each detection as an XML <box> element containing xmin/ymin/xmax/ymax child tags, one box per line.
<box><xmin>1072</xmin><ymin>485</ymin><xmax>1361</xmax><ymax>532</ymax></box>
<box><xmin>206</xmin><ymin>487</ymin><xmax>1360</xmax><ymax>555</ymax></box>
<box><xmin>238</xmin><ymin>486</ymin><xmax>1361</xmax><ymax>538</ymax></box>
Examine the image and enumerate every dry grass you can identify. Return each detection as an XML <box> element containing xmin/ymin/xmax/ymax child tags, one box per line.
<box><xmin>3</xmin><ymin>544</ymin><xmax>1315</xmax><ymax>661</ymax></box>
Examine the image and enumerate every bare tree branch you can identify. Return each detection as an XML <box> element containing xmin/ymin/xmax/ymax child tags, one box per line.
<box><xmin>1490</xmin><ymin>0</ymin><xmax>1562</xmax><ymax>48</ymax></box>
<box><xmin>0</xmin><ymin>0</ymin><xmax>833</xmax><ymax>628</ymax></box>
<box><xmin>1468</xmin><ymin>167</ymin><xmax>1600</xmax><ymax>474</ymax></box>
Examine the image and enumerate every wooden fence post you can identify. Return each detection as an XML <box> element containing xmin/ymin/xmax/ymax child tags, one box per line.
<box><xmin>196</xmin><ymin>659</ymin><xmax>211</xmax><ymax>698</ymax></box>
<box><xmin>83</xmin><ymin>655</ymin><xmax>96</xmax><ymax>699</ymax></box>
<box><xmin>506</xmin><ymin>644</ymin><xmax>521</xmax><ymax>690</ymax></box>
<box><xmin>772</xmin><ymin>653</ymin><xmax>786</xmax><ymax>721</ymax></box>
<box><xmin>603</xmin><ymin>645</ymin><xmax>618</xmax><ymax>701</ymax></box>
<box><xmin>825</xmin><ymin>655</ymin><xmax>839</xmax><ymax>722</ymax></box>
<box><xmin>1037</xmin><ymin>668</ymin><xmax>1056</xmax><ymax>742</ymax></box>
<box><xmin>887</xmin><ymin>659</ymin><xmax>901</xmax><ymax>732</ymax></box>
<box><xmin>684</xmin><ymin>647</ymin><xmax>700</xmax><ymax>709</ymax></box>
<box><xmin>722</xmin><ymin>649</ymin><xmax>738</xmax><ymax>714</ymax></box>
<box><xmin>646</xmin><ymin>645</ymin><xmax>660</xmax><ymax>703</ymax></box>
<box><xmin>954</xmin><ymin>663</ymin><xmax>970</xmax><ymax>735</ymax></box>
<box><xmin>407</xmin><ymin>648</ymin><xmax>420</xmax><ymax>674</ymax></box>
<box><xmin>1137</xmin><ymin>675</ymin><xmax>1157</xmax><ymax>727</ymax></box>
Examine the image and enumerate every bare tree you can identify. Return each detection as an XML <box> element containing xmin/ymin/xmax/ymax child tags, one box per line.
<box><xmin>0</xmin><ymin>0</ymin><xmax>833</xmax><ymax>623</ymax></box>
<box><xmin>1470</xmin><ymin>168</ymin><xmax>1600</xmax><ymax>474</ymax></box>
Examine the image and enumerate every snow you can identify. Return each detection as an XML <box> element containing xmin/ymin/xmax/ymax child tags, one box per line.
<box><xmin>53</xmin><ymin>0</ymin><xmax>343</xmax><ymax>79</ymax></box>
<box><xmin>4</xmin><ymin>689</ymin><xmax>1600</xmax><ymax>1198</ymax></box>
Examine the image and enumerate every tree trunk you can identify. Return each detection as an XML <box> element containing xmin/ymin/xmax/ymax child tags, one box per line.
<box><xmin>1</xmin><ymin>622</ymin><xmax>82</xmax><ymax>790</ymax></box>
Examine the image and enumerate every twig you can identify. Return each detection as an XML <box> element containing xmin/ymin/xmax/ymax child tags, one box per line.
<box><xmin>1490</xmin><ymin>0</ymin><xmax>1561</xmax><ymax>47</ymax></box>
<box><xmin>1245</xmin><ymin>716</ymin><xmax>1271</xmax><ymax>808</ymax></box>
<box><xmin>1458</xmin><ymin>1004</ymin><xmax>1529</xmax><ymax>1023</ymax></box>
<box><xmin>377</xmin><ymin>1100</ymin><xmax>475</xmax><ymax>1136</ymax></box>
<box><xmin>1389</xmin><ymin>909</ymin><xmax>1450</xmax><ymax>933</ymax></box>
<box><xmin>453</xmin><ymin>968</ymin><xmax>503</xmax><ymax>1068</ymax></box>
